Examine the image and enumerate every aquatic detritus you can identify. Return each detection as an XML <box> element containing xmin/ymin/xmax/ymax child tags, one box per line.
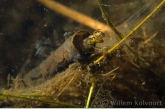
<box><xmin>34</xmin><ymin>31</ymin><xmax>75</xmax><ymax>59</ymax></box>
<box><xmin>34</xmin><ymin>38</ymin><xmax>55</xmax><ymax>58</ymax></box>
<box><xmin>63</xmin><ymin>31</ymin><xmax>74</xmax><ymax>40</ymax></box>
<box><xmin>27</xmin><ymin>30</ymin><xmax>105</xmax><ymax>80</ymax></box>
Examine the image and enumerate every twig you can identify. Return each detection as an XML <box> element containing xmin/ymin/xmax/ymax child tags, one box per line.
<box><xmin>143</xmin><ymin>32</ymin><xmax>158</xmax><ymax>44</ymax></box>
<box><xmin>36</xmin><ymin>0</ymin><xmax>112</xmax><ymax>34</ymax></box>
<box><xmin>100</xmin><ymin>67</ymin><xmax>119</xmax><ymax>76</ymax></box>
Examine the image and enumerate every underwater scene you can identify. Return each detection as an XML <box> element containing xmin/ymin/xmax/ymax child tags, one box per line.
<box><xmin>0</xmin><ymin>0</ymin><xmax>165</xmax><ymax>108</ymax></box>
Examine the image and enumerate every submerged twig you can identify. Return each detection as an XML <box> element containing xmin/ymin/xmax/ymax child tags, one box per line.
<box><xmin>100</xmin><ymin>67</ymin><xmax>119</xmax><ymax>76</ymax></box>
<box><xmin>36</xmin><ymin>0</ymin><xmax>112</xmax><ymax>34</ymax></box>
<box><xmin>143</xmin><ymin>32</ymin><xmax>158</xmax><ymax>44</ymax></box>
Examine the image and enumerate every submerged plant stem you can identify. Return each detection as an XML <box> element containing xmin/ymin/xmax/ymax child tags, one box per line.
<box><xmin>85</xmin><ymin>82</ymin><xmax>95</xmax><ymax>108</ymax></box>
<box><xmin>96</xmin><ymin>0</ymin><xmax>147</xmax><ymax>66</ymax></box>
<box><xmin>95</xmin><ymin>0</ymin><xmax>165</xmax><ymax>82</ymax></box>
<box><xmin>0</xmin><ymin>93</ymin><xmax>81</xmax><ymax>107</ymax></box>
<box><xmin>97</xmin><ymin>0</ymin><xmax>122</xmax><ymax>38</ymax></box>
<box><xmin>94</xmin><ymin>0</ymin><xmax>165</xmax><ymax>64</ymax></box>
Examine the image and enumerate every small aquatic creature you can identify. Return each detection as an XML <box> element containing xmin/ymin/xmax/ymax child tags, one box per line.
<box><xmin>27</xmin><ymin>30</ymin><xmax>105</xmax><ymax>79</ymax></box>
<box><xmin>82</xmin><ymin>30</ymin><xmax>105</xmax><ymax>54</ymax></box>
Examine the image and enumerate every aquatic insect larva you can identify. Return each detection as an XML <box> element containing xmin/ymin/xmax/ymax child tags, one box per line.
<box><xmin>27</xmin><ymin>30</ymin><xmax>105</xmax><ymax>79</ymax></box>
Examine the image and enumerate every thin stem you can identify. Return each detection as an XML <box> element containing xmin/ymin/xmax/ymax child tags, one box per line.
<box><xmin>94</xmin><ymin>0</ymin><xmax>165</xmax><ymax>64</ymax></box>
<box><xmin>85</xmin><ymin>82</ymin><xmax>95</xmax><ymax>108</ymax></box>
<box><xmin>0</xmin><ymin>93</ymin><xmax>81</xmax><ymax>107</ymax></box>
<box><xmin>96</xmin><ymin>0</ymin><xmax>150</xmax><ymax>68</ymax></box>
<box><xmin>97</xmin><ymin>0</ymin><xmax>122</xmax><ymax>39</ymax></box>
